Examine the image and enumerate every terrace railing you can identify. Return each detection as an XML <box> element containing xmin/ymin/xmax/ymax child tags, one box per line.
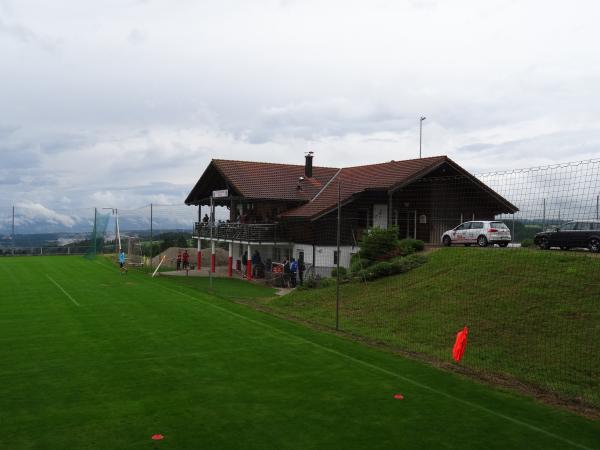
<box><xmin>195</xmin><ymin>222</ymin><xmax>289</xmax><ymax>243</ymax></box>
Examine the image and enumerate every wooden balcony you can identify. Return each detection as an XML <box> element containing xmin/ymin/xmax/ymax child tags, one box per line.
<box><xmin>195</xmin><ymin>222</ymin><xmax>289</xmax><ymax>243</ymax></box>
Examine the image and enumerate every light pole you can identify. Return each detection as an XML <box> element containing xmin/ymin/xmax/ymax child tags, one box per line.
<box><xmin>419</xmin><ymin>116</ymin><xmax>426</xmax><ymax>158</ymax></box>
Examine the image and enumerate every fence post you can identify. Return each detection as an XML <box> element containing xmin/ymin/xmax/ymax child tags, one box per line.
<box><xmin>512</xmin><ymin>213</ymin><xmax>516</xmax><ymax>243</ymax></box>
<box><xmin>597</xmin><ymin>195</ymin><xmax>599</xmax><ymax>220</ymax></box>
<box><xmin>150</xmin><ymin>203</ymin><xmax>153</xmax><ymax>271</ymax></box>
<box><xmin>93</xmin><ymin>208</ymin><xmax>97</xmax><ymax>256</ymax></box>
<box><xmin>336</xmin><ymin>180</ymin><xmax>341</xmax><ymax>331</ymax></box>
<box><xmin>11</xmin><ymin>205</ymin><xmax>15</xmax><ymax>256</ymax></box>
<box><xmin>542</xmin><ymin>198</ymin><xmax>546</xmax><ymax>231</ymax></box>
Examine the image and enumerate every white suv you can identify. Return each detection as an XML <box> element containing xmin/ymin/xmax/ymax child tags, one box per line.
<box><xmin>442</xmin><ymin>221</ymin><xmax>512</xmax><ymax>247</ymax></box>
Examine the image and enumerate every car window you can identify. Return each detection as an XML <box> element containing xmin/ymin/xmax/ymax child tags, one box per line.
<box><xmin>592</xmin><ymin>222</ymin><xmax>600</xmax><ymax>230</ymax></box>
<box><xmin>455</xmin><ymin>223</ymin><xmax>470</xmax><ymax>231</ymax></box>
<box><xmin>560</xmin><ymin>222</ymin><xmax>577</xmax><ymax>231</ymax></box>
<box><xmin>471</xmin><ymin>222</ymin><xmax>484</xmax><ymax>229</ymax></box>
<box><xmin>491</xmin><ymin>222</ymin><xmax>508</xmax><ymax>229</ymax></box>
<box><xmin>576</xmin><ymin>222</ymin><xmax>592</xmax><ymax>231</ymax></box>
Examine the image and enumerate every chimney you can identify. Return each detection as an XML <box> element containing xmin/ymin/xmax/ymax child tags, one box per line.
<box><xmin>305</xmin><ymin>151</ymin><xmax>314</xmax><ymax>178</ymax></box>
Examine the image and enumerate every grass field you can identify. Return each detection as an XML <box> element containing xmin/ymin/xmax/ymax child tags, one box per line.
<box><xmin>0</xmin><ymin>256</ymin><xmax>599</xmax><ymax>449</ymax></box>
<box><xmin>240</xmin><ymin>247</ymin><xmax>600</xmax><ymax>410</ymax></box>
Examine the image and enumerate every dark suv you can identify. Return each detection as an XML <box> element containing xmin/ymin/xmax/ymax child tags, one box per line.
<box><xmin>533</xmin><ymin>220</ymin><xmax>600</xmax><ymax>252</ymax></box>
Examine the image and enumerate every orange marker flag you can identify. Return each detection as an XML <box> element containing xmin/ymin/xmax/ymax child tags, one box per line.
<box><xmin>452</xmin><ymin>326</ymin><xmax>469</xmax><ymax>362</ymax></box>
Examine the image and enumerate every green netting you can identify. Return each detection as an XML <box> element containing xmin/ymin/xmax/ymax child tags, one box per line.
<box><xmin>85</xmin><ymin>211</ymin><xmax>111</xmax><ymax>259</ymax></box>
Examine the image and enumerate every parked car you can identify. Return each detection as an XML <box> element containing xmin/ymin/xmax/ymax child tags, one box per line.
<box><xmin>533</xmin><ymin>220</ymin><xmax>600</xmax><ymax>252</ymax></box>
<box><xmin>441</xmin><ymin>221</ymin><xmax>512</xmax><ymax>247</ymax></box>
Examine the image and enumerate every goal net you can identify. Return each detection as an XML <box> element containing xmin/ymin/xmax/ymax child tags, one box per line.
<box><xmin>126</xmin><ymin>236</ymin><xmax>144</xmax><ymax>267</ymax></box>
<box><xmin>85</xmin><ymin>211</ymin><xmax>111</xmax><ymax>259</ymax></box>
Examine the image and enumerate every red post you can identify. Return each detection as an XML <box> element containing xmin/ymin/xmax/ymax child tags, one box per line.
<box><xmin>228</xmin><ymin>243</ymin><xmax>233</xmax><ymax>277</ymax></box>
<box><xmin>197</xmin><ymin>251</ymin><xmax>202</xmax><ymax>271</ymax></box>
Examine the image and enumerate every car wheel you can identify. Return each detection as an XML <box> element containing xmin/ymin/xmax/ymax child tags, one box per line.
<box><xmin>442</xmin><ymin>236</ymin><xmax>451</xmax><ymax>247</ymax></box>
<box><xmin>538</xmin><ymin>236</ymin><xmax>550</xmax><ymax>250</ymax></box>
<box><xmin>477</xmin><ymin>235</ymin><xmax>488</xmax><ymax>247</ymax></box>
<box><xmin>589</xmin><ymin>238</ymin><xmax>600</xmax><ymax>253</ymax></box>
<box><xmin>499</xmin><ymin>242</ymin><xmax>509</xmax><ymax>247</ymax></box>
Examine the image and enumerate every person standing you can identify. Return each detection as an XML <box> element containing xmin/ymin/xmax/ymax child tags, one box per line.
<box><xmin>298</xmin><ymin>256</ymin><xmax>305</xmax><ymax>286</ymax></box>
<box><xmin>182</xmin><ymin>250</ymin><xmax>190</xmax><ymax>270</ymax></box>
<box><xmin>252</xmin><ymin>250</ymin><xmax>262</xmax><ymax>278</ymax></box>
<box><xmin>290</xmin><ymin>257</ymin><xmax>298</xmax><ymax>287</ymax></box>
<box><xmin>176</xmin><ymin>250</ymin><xmax>182</xmax><ymax>271</ymax></box>
<box><xmin>118</xmin><ymin>248</ymin><xmax>127</xmax><ymax>275</ymax></box>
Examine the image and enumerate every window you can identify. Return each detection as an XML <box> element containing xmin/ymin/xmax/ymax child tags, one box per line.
<box><xmin>455</xmin><ymin>222</ymin><xmax>471</xmax><ymax>231</ymax></box>
<box><xmin>333</xmin><ymin>251</ymin><xmax>339</xmax><ymax>265</ymax></box>
<box><xmin>591</xmin><ymin>222</ymin><xmax>600</xmax><ymax>230</ymax></box>
<box><xmin>471</xmin><ymin>222</ymin><xmax>484</xmax><ymax>229</ymax></box>
<box><xmin>560</xmin><ymin>222</ymin><xmax>577</xmax><ymax>231</ymax></box>
<box><xmin>491</xmin><ymin>222</ymin><xmax>508</xmax><ymax>229</ymax></box>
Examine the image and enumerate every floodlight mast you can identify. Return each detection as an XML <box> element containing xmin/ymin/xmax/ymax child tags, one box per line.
<box><xmin>419</xmin><ymin>116</ymin><xmax>426</xmax><ymax>159</ymax></box>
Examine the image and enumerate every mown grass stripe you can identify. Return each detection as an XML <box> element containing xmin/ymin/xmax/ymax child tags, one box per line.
<box><xmin>45</xmin><ymin>275</ymin><xmax>81</xmax><ymax>307</ymax></box>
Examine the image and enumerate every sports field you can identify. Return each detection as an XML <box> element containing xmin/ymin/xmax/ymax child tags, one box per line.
<box><xmin>0</xmin><ymin>256</ymin><xmax>598</xmax><ymax>449</ymax></box>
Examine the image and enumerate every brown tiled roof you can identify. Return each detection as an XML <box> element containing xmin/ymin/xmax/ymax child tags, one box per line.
<box><xmin>212</xmin><ymin>159</ymin><xmax>339</xmax><ymax>201</ymax></box>
<box><xmin>186</xmin><ymin>155</ymin><xmax>517</xmax><ymax>218</ymax></box>
<box><xmin>281</xmin><ymin>156</ymin><xmax>447</xmax><ymax>219</ymax></box>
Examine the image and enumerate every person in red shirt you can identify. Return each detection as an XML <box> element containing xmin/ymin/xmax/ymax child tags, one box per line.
<box><xmin>182</xmin><ymin>250</ymin><xmax>190</xmax><ymax>270</ymax></box>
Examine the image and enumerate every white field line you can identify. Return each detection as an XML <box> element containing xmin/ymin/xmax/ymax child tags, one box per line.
<box><xmin>45</xmin><ymin>275</ymin><xmax>81</xmax><ymax>307</ymax></box>
<box><xmin>158</xmin><ymin>285</ymin><xmax>594</xmax><ymax>450</ymax></box>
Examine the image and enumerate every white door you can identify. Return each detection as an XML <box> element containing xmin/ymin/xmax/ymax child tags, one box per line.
<box><xmin>373</xmin><ymin>204</ymin><xmax>388</xmax><ymax>229</ymax></box>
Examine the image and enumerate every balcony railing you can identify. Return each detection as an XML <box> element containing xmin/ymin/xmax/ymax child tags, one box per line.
<box><xmin>195</xmin><ymin>222</ymin><xmax>288</xmax><ymax>243</ymax></box>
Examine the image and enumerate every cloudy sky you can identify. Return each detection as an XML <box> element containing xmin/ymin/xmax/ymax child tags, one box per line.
<box><xmin>1</xmin><ymin>0</ymin><xmax>599</xmax><ymax>214</ymax></box>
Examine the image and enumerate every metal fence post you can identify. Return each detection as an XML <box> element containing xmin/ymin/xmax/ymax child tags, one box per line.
<box><xmin>336</xmin><ymin>180</ymin><xmax>341</xmax><ymax>331</ymax></box>
<box><xmin>93</xmin><ymin>207</ymin><xmax>97</xmax><ymax>256</ymax></box>
<box><xmin>150</xmin><ymin>203</ymin><xmax>153</xmax><ymax>271</ymax></box>
<box><xmin>542</xmin><ymin>198</ymin><xmax>546</xmax><ymax>230</ymax></box>
<box><xmin>11</xmin><ymin>205</ymin><xmax>15</xmax><ymax>256</ymax></box>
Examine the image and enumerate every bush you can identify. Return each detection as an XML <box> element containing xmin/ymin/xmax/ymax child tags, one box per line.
<box><xmin>520</xmin><ymin>239</ymin><xmax>534</xmax><ymax>248</ymax></box>
<box><xmin>331</xmin><ymin>266</ymin><xmax>347</xmax><ymax>278</ymax></box>
<box><xmin>398</xmin><ymin>238</ymin><xmax>425</xmax><ymax>255</ymax></box>
<box><xmin>349</xmin><ymin>254</ymin><xmax>373</xmax><ymax>272</ymax></box>
<box><xmin>353</xmin><ymin>254</ymin><xmax>427</xmax><ymax>281</ymax></box>
<box><xmin>359</xmin><ymin>227</ymin><xmax>400</xmax><ymax>260</ymax></box>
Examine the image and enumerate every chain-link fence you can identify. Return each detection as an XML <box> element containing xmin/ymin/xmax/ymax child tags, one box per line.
<box><xmin>1</xmin><ymin>159</ymin><xmax>599</xmax><ymax>415</ymax></box>
<box><xmin>237</xmin><ymin>158</ymin><xmax>600</xmax><ymax>415</ymax></box>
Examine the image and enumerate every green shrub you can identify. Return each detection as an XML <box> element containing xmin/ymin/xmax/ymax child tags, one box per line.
<box><xmin>520</xmin><ymin>239</ymin><xmax>534</xmax><ymax>248</ymax></box>
<box><xmin>350</xmin><ymin>256</ymin><xmax>373</xmax><ymax>272</ymax></box>
<box><xmin>331</xmin><ymin>266</ymin><xmax>348</xmax><ymax>278</ymax></box>
<box><xmin>398</xmin><ymin>238</ymin><xmax>425</xmax><ymax>255</ymax></box>
<box><xmin>352</xmin><ymin>254</ymin><xmax>427</xmax><ymax>281</ymax></box>
<box><xmin>359</xmin><ymin>227</ymin><xmax>400</xmax><ymax>260</ymax></box>
<box><xmin>319</xmin><ymin>277</ymin><xmax>337</xmax><ymax>288</ymax></box>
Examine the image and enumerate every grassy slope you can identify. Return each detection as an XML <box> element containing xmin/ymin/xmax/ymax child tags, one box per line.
<box><xmin>0</xmin><ymin>255</ymin><xmax>598</xmax><ymax>450</ymax></box>
<box><xmin>250</xmin><ymin>248</ymin><xmax>600</xmax><ymax>409</ymax></box>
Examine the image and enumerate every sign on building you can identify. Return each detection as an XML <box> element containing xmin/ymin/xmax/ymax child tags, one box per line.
<box><xmin>212</xmin><ymin>189</ymin><xmax>229</xmax><ymax>198</ymax></box>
